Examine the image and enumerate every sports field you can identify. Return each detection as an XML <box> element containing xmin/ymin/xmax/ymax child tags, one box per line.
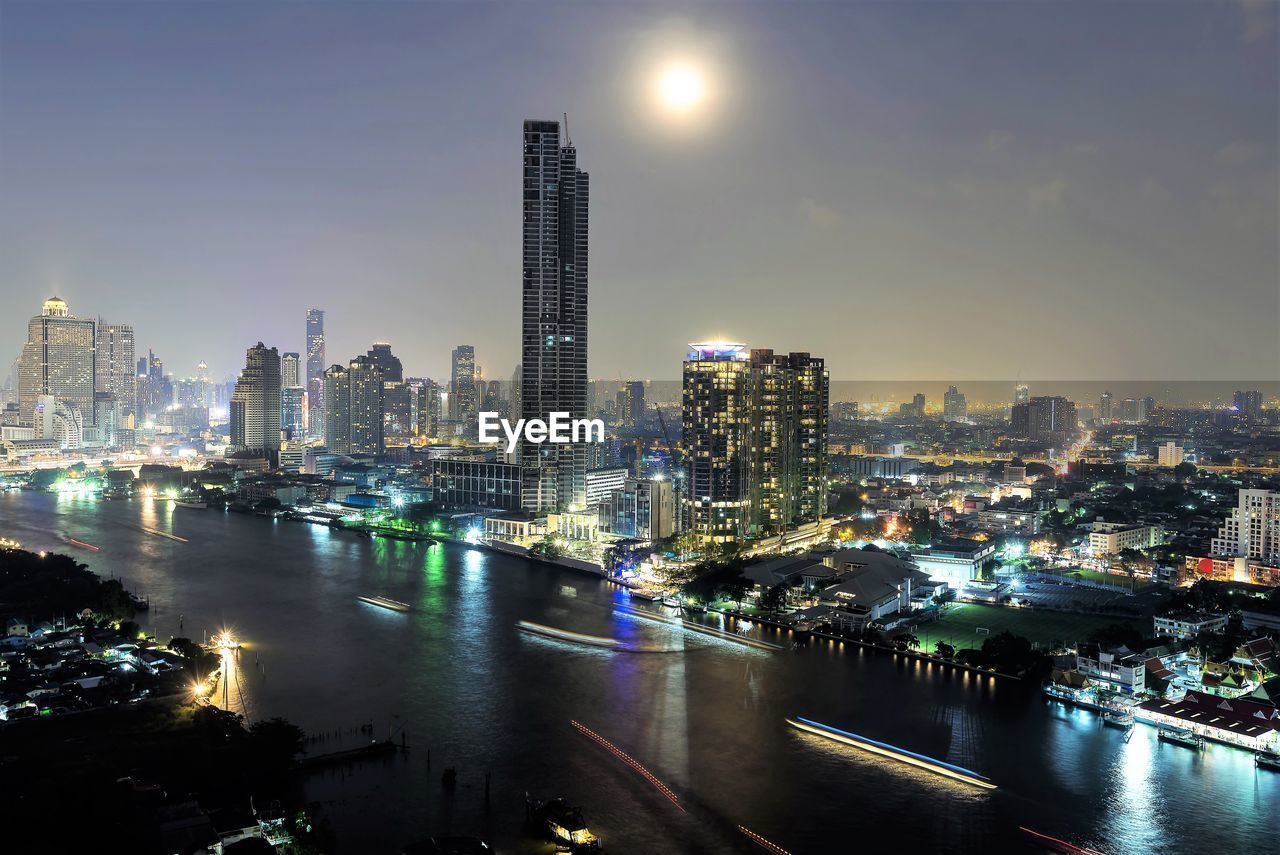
<box><xmin>916</xmin><ymin>602</ymin><xmax>1144</xmax><ymax>649</ymax></box>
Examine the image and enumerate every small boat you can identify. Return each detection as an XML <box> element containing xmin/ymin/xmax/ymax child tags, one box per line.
<box><xmin>1102</xmin><ymin>708</ymin><xmax>1134</xmax><ymax>729</ymax></box>
<box><xmin>173</xmin><ymin>498</ymin><xmax>207</xmax><ymax>509</ymax></box>
<box><xmin>526</xmin><ymin>795</ymin><xmax>600</xmax><ymax>852</ymax></box>
<box><xmin>357</xmin><ymin>595</ymin><xmax>412</xmax><ymax>612</ymax></box>
<box><xmin>661</xmin><ymin>596</ymin><xmax>681</xmax><ymax>608</ymax></box>
<box><xmin>1255</xmin><ymin>751</ymin><xmax>1280</xmax><ymax>771</ymax></box>
<box><xmin>1157</xmin><ymin>726</ymin><xmax>1204</xmax><ymax>749</ymax></box>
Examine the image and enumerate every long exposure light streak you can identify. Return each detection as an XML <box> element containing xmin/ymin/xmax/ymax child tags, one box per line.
<box><xmin>570</xmin><ymin>720</ymin><xmax>685</xmax><ymax>811</ymax></box>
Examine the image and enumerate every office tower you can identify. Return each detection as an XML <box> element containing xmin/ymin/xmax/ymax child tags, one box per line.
<box><xmin>451</xmin><ymin>345</ymin><xmax>477</xmax><ymax>427</ymax></box>
<box><xmin>281</xmin><ymin>387</ymin><xmax>306</xmax><ymax>439</ymax></box>
<box><xmin>683</xmin><ymin>343</ymin><xmax>753</xmax><ymax>543</ymax></box>
<box><xmin>600</xmin><ymin>477</ymin><xmax>677</xmax><ymax>540</ymax></box>
<box><xmin>367</xmin><ymin>342</ymin><xmax>403</xmax><ymax>383</ymax></box>
<box><xmin>409</xmin><ymin>378</ymin><xmax>441</xmax><ymax>439</ymax></box>
<box><xmin>18</xmin><ymin>297</ymin><xmax>97</xmax><ymax>427</ymax></box>
<box><xmin>1014</xmin><ymin>383</ymin><xmax>1030</xmax><ymax>406</ymax></box>
<box><xmin>1234</xmin><ymin>389</ymin><xmax>1263</xmax><ymax>421</ymax></box>
<box><xmin>943</xmin><ymin>385</ymin><xmax>967</xmax><ymax>422</ymax></box>
<box><xmin>912</xmin><ymin>392</ymin><xmax>926</xmax><ymax>418</ymax></box>
<box><xmin>1211</xmin><ymin>489</ymin><xmax>1280</xmax><ymax>562</ymax></box>
<box><xmin>614</xmin><ymin>381</ymin><xmax>644</xmax><ymax>428</ymax></box>
<box><xmin>306</xmin><ymin>308</ymin><xmax>325</xmax><ymax>433</ymax></box>
<box><xmin>195</xmin><ymin>360</ymin><xmax>211</xmax><ymax>407</ymax></box>
<box><xmin>281</xmin><ymin>352</ymin><xmax>301</xmax><ymax>388</ymax></box>
<box><xmin>1138</xmin><ymin>396</ymin><xmax>1155</xmax><ymax>423</ymax></box>
<box><xmin>383</xmin><ymin>380</ymin><xmax>412</xmax><ymax>437</ymax></box>
<box><xmin>1119</xmin><ymin>398</ymin><xmax>1140</xmax><ymax>423</ymax></box>
<box><xmin>323</xmin><ymin>355</ymin><xmax>384</xmax><ymax>454</ymax></box>
<box><xmin>1099</xmin><ymin>390</ymin><xmax>1113</xmax><ymax>423</ymax></box>
<box><xmin>1010</xmin><ymin>396</ymin><xmax>1078</xmax><ymax>444</ymax></box>
<box><xmin>95</xmin><ymin>321</ymin><xmax>136</xmax><ymax>430</ymax></box>
<box><xmin>521</xmin><ymin>118</ymin><xmax>589</xmax><ymax>512</ymax></box>
<box><xmin>229</xmin><ymin>342</ymin><xmax>282</xmax><ymax>455</ymax></box>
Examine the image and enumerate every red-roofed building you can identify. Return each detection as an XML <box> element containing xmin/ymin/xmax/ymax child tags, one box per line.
<box><xmin>1137</xmin><ymin>690</ymin><xmax>1280</xmax><ymax>751</ymax></box>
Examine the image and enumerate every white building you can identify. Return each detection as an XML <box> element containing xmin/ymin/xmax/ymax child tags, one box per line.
<box><xmin>1156</xmin><ymin>442</ymin><xmax>1184</xmax><ymax>467</ymax></box>
<box><xmin>584</xmin><ymin>466</ymin><xmax>628</xmax><ymax>508</ymax></box>
<box><xmin>1089</xmin><ymin>521</ymin><xmax>1163</xmax><ymax>555</ymax></box>
<box><xmin>1153</xmin><ymin>611</ymin><xmax>1228</xmax><ymax>640</ymax></box>
<box><xmin>1211</xmin><ymin>489</ymin><xmax>1280</xmax><ymax>563</ymax></box>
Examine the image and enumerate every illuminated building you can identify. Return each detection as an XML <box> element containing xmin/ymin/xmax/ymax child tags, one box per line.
<box><xmin>367</xmin><ymin>342</ymin><xmax>403</xmax><ymax>382</ymax></box>
<box><xmin>1014</xmin><ymin>383</ymin><xmax>1030</xmax><ymax>406</ymax></box>
<box><xmin>95</xmin><ymin>321</ymin><xmax>136</xmax><ymax>430</ymax></box>
<box><xmin>323</xmin><ymin>355</ymin><xmax>384</xmax><ymax>454</ymax></box>
<box><xmin>229</xmin><ymin>342</ymin><xmax>282</xmax><ymax>456</ymax></box>
<box><xmin>281</xmin><ymin>352</ymin><xmax>301</xmax><ymax>387</ymax></box>
<box><xmin>683</xmin><ymin>342</ymin><xmax>753</xmax><ymax>543</ymax></box>
<box><xmin>306</xmin><ymin>308</ymin><xmax>325</xmax><ymax>435</ymax></box>
<box><xmin>1088</xmin><ymin>522</ymin><xmax>1163</xmax><ymax>554</ymax></box>
<box><xmin>450</xmin><ymin>345</ymin><xmax>477</xmax><ymax>428</ymax></box>
<box><xmin>1234</xmin><ymin>389</ymin><xmax>1263</xmax><ymax>421</ymax></box>
<box><xmin>598</xmin><ymin>476</ymin><xmax>676</xmax><ymax>540</ymax></box>
<box><xmin>682</xmin><ymin>343</ymin><xmax>829</xmax><ymax>544</ymax></box>
<box><xmin>1211</xmin><ymin>489</ymin><xmax>1280</xmax><ymax>563</ymax></box>
<box><xmin>1098</xmin><ymin>389</ymin><xmax>1113</xmax><ymax>422</ymax></box>
<box><xmin>943</xmin><ymin>385</ymin><xmax>967</xmax><ymax>421</ymax></box>
<box><xmin>431</xmin><ymin>459</ymin><xmax>522</xmax><ymax>511</ymax></box>
<box><xmin>584</xmin><ymin>466</ymin><xmax>627</xmax><ymax>507</ymax></box>
<box><xmin>409</xmin><ymin>377</ymin><xmax>442</xmax><ymax>439</ymax></box>
<box><xmin>1157</xmin><ymin>441</ymin><xmax>1184</xmax><ymax>467</ymax></box>
<box><xmin>281</xmin><ymin>386</ymin><xmax>306</xmax><ymax>439</ymax></box>
<box><xmin>1010</xmin><ymin>396</ymin><xmax>1077</xmax><ymax>446</ymax></box>
<box><xmin>34</xmin><ymin>395</ymin><xmax>84</xmax><ymax>450</ymax></box>
<box><xmin>521</xmin><ymin>119</ymin><xmax>589</xmax><ymax>512</ymax></box>
<box><xmin>18</xmin><ymin>297</ymin><xmax>97</xmax><ymax>428</ymax></box>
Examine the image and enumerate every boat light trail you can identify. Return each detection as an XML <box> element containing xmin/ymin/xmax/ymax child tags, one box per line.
<box><xmin>517</xmin><ymin>621</ymin><xmax>621</xmax><ymax>649</ymax></box>
<box><xmin>738</xmin><ymin>825</ymin><xmax>792</xmax><ymax>855</ymax></box>
<box><xmin>570</xmin><ymin>720</ymin><xmax>685</xmax><ymax>811</ymax></box>
<box><xmin>787</xmin><ymin>717</ymin><xmax>996</xmax><ymax>790</ymax></box>
<box><xmin>1019</xmin><ymin>827</ymin><xmax>1107</xmax><ymax>855</ymax></box>
<box><xmin>614</xmin><ymin>604</ymin><xmax>783</xmax><ymax>651</ymax></box>
<box><xmin>67</xmin><ymin>538</ymin><xmax>99</xmax><ymax>551</ymax></box>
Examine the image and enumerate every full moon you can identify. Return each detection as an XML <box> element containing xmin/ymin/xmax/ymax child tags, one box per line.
<box><xmin>657</xmin><ymin>63</ymin><xmax>707</xmax><ymax>112</ymax></box>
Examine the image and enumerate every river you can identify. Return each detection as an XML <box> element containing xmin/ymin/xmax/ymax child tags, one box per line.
<box><xmin>2</xmin><ymin>491</ymin><xmax>1275</xmax><ymax>854</ymax></box>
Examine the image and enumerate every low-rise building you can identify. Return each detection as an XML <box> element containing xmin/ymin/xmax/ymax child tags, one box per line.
<box><xmin>1137</xmin><ymin>691</ymin><xmax>1280</xmax><ymax>751</ymax></box>
<box><xmin>1075</xmin><ymin>645</ymin><xmax>1146</xmax><ymax>692</ymax></box>
<box><xmin>909</xmin><ymin>537</ymin><xmax>996</xmax><ymax>589</ymax></box>
<box><xmin>1089</xmin><ymin>521</ymin><xmax>1163</xmax><ymax>555</ymax></box>
<box><xmin>1153</xmin><ymin>611</ymin><xmax>1229</xmax><ymax>640</ymax></box>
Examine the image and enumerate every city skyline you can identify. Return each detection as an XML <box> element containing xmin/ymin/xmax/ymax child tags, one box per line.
<box><xmin>2</xmin><ymin>2</ymin><xmax>1274</xmax><ymax>382</ymax></box>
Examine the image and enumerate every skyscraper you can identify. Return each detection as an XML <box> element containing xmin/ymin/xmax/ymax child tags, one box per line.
<box><xmin>521</xmin><ymin>119</ymin><xmax>589</xmax><ymax>512</ymax></box>
<box><xmin>450</xmin><ymin>345</ymin><xmax>477</xmax><ymax>428</ymax></box>
<box><xmin>1234</xmin><ymin>389</ymin><xmax>1263</xmax><ymax>421</ymax></box>
<box><xmin>1211</xmin><ymin>489</ymin><xmax>1280</xmax><ymax>562</ymax></box>
<box><xmin>323</xmin><ymin>355</ymin><xmax>384</xmax><ymax>454</ymax></box>
<box><xmin>683</xmin><ymin>343</ymin><xmax>753</xmax><ymax>543</ymax></box>
<box><xmin>95</xmin><ymin>321</ymin><xmax>136</xmax><ymax>429</ymax></box>
<box><xmin>943</xmin><ymin>385</ymin><xmax>967</xmax><ymax>422</ymax></box>
<box><xmin>229</xmin><ymin>342</ymin><xmax>282</xmax><ymax>456</ymax></box>
<box><xmin>18</xmin><ymin>297</ymin><xmax>97</xmax><ymax>427</ymax></box>
<box><xmin>367</xmin><ymin>342</ymin><xmax>403</xmax><ymax>383</ymax></box>
<box><xmin>306</xmin><ymin>308</ymin><xmax>325</xmax><ymax>434</ymax></box>
<box><xmin>1099</xmin><ymin>390</ymin><xmax>1113</xmax><ymax>423</ymax></box>
<box><xmin>281</xmin><ymin>352</ymin><xmax>301</xmax><ymax>388</ymax></box>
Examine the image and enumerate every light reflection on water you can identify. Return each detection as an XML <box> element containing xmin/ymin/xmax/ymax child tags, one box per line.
<box><xmin>5</xmin><ymin>492</ymin><xmax>1278</xmax><ymax>855</ymax></box>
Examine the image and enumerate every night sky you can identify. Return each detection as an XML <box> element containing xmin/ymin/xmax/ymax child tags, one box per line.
<box><xmin>1</xmin><ymin>1</ymin><xmax>1275</xmax><ymax>383</ymax></box>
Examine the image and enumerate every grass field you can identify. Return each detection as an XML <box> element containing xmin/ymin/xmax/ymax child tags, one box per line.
<box><xmin>917</xmin><ymin>602</ymin><xmax>1143</xmax><ymax>649</ymax></box>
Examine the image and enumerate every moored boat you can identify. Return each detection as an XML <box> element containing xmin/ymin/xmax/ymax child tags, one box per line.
<box><xmin>174</xmin><ymin>498</ymin><xmax>207</xmax><ymax>509</ymax></box>
<box><xmin>661</xmin><ymin>596</ymin><xmax>681</xmax><ymax>608</ymax></box>
<box><xmin>1102</xmin><ymin>708</ymin><xmax>1134</xmax><ymax>729</ymax></box>
<box><xmin>526</xmin><ymin>795</ymin><xmax>600</xmax><ymax>852</ymax></box>
<box><xmin>1158</xmin><ymin>726</ymin><xmax>1205</xmax><ymax>749</ymax></box>
<box><xmin>1255</xmin><ymin>750</ymin><xmax>1280</xmax><ymax>770</ymax></box>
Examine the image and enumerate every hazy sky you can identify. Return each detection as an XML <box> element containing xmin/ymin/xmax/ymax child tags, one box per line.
<box><xmin>1</xmin><ymin>1</ymin><xmax>1276</xmax><ymax>383</ymax></box>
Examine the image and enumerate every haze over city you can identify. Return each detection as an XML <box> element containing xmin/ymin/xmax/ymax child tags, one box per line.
<box><xmin>2</xmin><ymin>1</ymin><xmax>1275</xmax><ymax>382</ymax></box>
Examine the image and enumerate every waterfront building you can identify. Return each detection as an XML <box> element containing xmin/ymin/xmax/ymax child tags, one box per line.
<box><xmin>1136</xmin><ymin>691</ymin><xmax>1280</xmax><ymax>751</ymax></box>
<box><xmin>34</xmin><ymin>395</ymin><xmax>84</xmax><ymax>449</ymax></box>
<box><xmin>683</xmin><ymin>343</ymin><xmax>754</xmax><ymax>543</ymax></box>
<box><xmin>18</xmin><ymin>297</ymin><xmax>97</xmax><ymax>428</ymax></box>
<box><xmin>584</xmin><ymin>466</ymin><xmax>628</xmax><ymax>508</ymax></box>
<box><xmin>431</xmin><ymin>459</ymin><xmax>522</xmax><ymax>511</ymax></box>
<box><xmin>520</xmin><ymin>118</ymin><xmax>589</xmax><ymax>513</ymax></box>
<box><xmin>306</xmin><ymin>308</ymin><xmax>325</xmax><ymax>435</ymax></box>
<box><xmin>95</xmin><ymin>321</ymin><xmax>136</xmax><ymax>431</ymax></box>
<box><xmin>1211</xmin><ymin>489</ymin><xmax>1280</xmax><ymax>562</ymax></box>
<box><xmin>599</xmin><ymin>476</ymin><xmax>677</xmax><ymax>541</ymax></box>
<box><xmin>229</xmin><ymin>342</ymin><xmax>282</xmax><ymax>456</ymax></box>
<box><xmin>1075</xmin><ymin>645</ymin><xmax>1146</xmax><ymax>692</ymax></box>
<box><xmin>681</xmin><ymin>343</ymin><xmax>830</xmax><ymax>544</ymax></box>
<box><xmin>909</xmin><ymin>538</ymin><xmax>996</xmax><ymax>589</ymax></box>
<box><xmin>323</xmin><ymin>355</ymin><xmax>385</xmax><ymax>455</ymax></box>
<box><xmin>943</xmin><ymin>385</ymin><xmax>967</xmax><ymax>422</ymax></box>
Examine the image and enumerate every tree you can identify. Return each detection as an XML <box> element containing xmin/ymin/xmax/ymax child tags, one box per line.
<box><xmin>980</xmin><ymin>630</ymin><xmax>1034</xmax><ymax>672</ymax></box>
<box><xmin>760</xmin><ymin>583</ymin><xmax>789</xmax><ymax>615</ymax></box>
<box><xmin>1173</xmin><ymin>461</ymin><xmax>1197</xmax><ymax>478</ymax></box>
<box><xmin>934</xmin><ymin>641</ymin><xmax>956</xmax><ymax>658</ymax></box>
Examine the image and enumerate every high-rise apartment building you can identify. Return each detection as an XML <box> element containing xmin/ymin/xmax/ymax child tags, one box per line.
<box><xmin>1234</xmin><ymin>389</ymin><xmax>1263</xmax><ymax>421</ymax></box>
<box><xmin>450</xmin><ymin>345</ymin><xmax>477</xmax><ymax>430</ymax></box>
<box><xmin>409</xmin><ymin>378</ymin><xmax>442</xmax><ymax>439</ymax></box>
<box><xmin>1211</xmin><ymin>489</ymin><xmax>1280</xmax><ymax>562</ymax></box>
<box><xmin>520</xmin><ymin>119</ymin><xmax>589</xmax><ymax>512</ymax></box>
<box><xmin>1099</xmin><ymin>390</ymin><xmax>1113</xmax><ymax>423</ymax></box>
<box><xmin>95</xmin><ymin>321</ymin><xmax>136</xmax><ymax>430</ymax></box>
<box><xmin>943</xmin><ymin>385</ymin><xmax>967</xmax><ymax>422</ymax></box>
<box><xmin>306</xmin><ymin>308</ymin><xmax>325</xmax><ymax>434</ymax></box>
<box><xmin>1014</xmin><ymin>383</ymin><xmax>1030</xmax><ymax>406</ymax></box>
<box><xmin>1010</xmin><ymin>396</ymin><xmax>1078</xmax><ymax>445</ymax></box>
<box><xmin>323</xmin><ymin>355</ymin><xmax>384</xmax><ymax>454</ymax></box>
<box><xmin>281</xmin><ymin>352</ymin><xmax>301</xmax><ymax>388</ymax></box>
<box><xmin>229</xmin><ymin>342</ymin><xmax>282</xmax><ymax>455</ymax></box>
<box><xmin>18</xmin><ymin>297</ymin><xmax>97</xmax><ymax>427</ymax></box>
<box><xmin>367</xmin><ymin>343</ymin><xmax>403</xmax><ymax>383</ymax></box>
<box><xmin>682</xmin><ymin>343</ymin><xmax>830</xmax><ymax>544</ymax></box>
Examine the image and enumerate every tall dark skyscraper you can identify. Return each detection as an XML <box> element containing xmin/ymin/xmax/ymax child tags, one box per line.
<box><xmin>520</xmin><ymin>119</ymin><xmax>589</xmax><ymax>511</ymax></box>
<box><xmin>306</xmin><ymin>308</ymin><xmax>325</xmax><ymax>435</ymax></box>
<box><xmin>450</xmin><ymin>345</ymin><xmax>476</xmax><ymax>428</ymax></box>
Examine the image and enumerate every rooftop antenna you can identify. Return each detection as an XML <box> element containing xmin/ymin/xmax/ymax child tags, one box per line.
<box><xmin>563</xmin><ymin>112</ymin><xmax>572</xmax><ymax>146</ymax></box>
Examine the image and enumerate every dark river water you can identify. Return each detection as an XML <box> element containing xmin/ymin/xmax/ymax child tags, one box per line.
<box><xmin>3</xmin><ymin>492</ymin><xmax>1276</xmax><ymax>854</ymax></box>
